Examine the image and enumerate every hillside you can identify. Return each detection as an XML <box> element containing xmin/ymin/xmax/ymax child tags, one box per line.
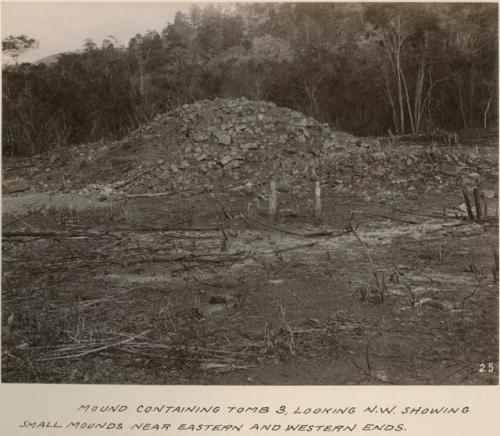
<box><xmin>33</xmin><ymin>53</ymin><xmax>60</xmax><ymax>65</ymax></box>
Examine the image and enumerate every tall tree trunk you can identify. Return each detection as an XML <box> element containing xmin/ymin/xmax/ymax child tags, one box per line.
<box><xmin>395</xmin><ymin>47</ymin><xmax>405</xmax><ymax>133</ymax></box>
<box><xmin>483</xmin><ymin>83</ymin><xmax>493</xmax><ymax>129</ymax></box>
<box><xmin>400</xmin><ymin>66</ymin><xmax>415</xmax><ymax>133</ymax></box>
<box><xmin>454</xmin><ymin>75</ymin><xmax>467</xmax><ymax>129</ymax></box>
<box><xmin>384</xmin><ymin>71</ymin><xmax>400</xmax><ymax>133</ymax></box>
<box><xmin>414</xmin><ymin>61</ymin><xmax>425</xmax><ymax>132</ymax></box>
<box><xmin>468</xmin><ymin>65</ymin><xmax>475</xmax><ymax>126</ymax></box>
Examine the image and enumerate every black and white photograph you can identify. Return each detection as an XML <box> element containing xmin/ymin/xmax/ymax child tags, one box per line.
<box><xmin>1</xmin><ymin>1</ymin><xmax>498</xmax><ymax>386</ymax></box>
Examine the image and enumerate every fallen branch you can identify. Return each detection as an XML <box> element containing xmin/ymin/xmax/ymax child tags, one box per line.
<box><xmin>120</xmin><ymin>191</ymin><xmax>175</xmax><ymax>199</ymax></box>
<box><xmin>78</xmin><ymin>286</ymin><xmax>144</xmax><ymax>308</ymax></box>
<box><xmin>392</xmin><ymin>208</ymin><xmax>453</xmax><ymax>221</ymax></box>
<box><xmin>243</xmin><ymin>214</ymin><xmax>350</xmax><ymax>238</ymax></box>
<box><xmin>113</xmin><ymin>163</ymin><xmax>162</xmax><ymax>189</ymax></box>
<box><xmin>348</xmin><ymin>223</ymin><xmax>386</xmax><ymax>300</ymax></box>
<box><xmin>3</xmin><ymin>226</ymin><xmax>220</xmax><ymax>239</ymax></box>
<box><xmin>262</xmin><ymin>242</ymin><xmax>317</xmax><ymax>255</ymax></box>
<box><xmin>2</xmin><ymin>205</ymin><xmax>45</xmax><ymax>230</ymax></box>
<box><xmin>38</xmin><ymin>330</ymin><xmax>150</xmax><ymax>361</ymax></box>
<box><xmin>303</xmin><ymin>228</ymin><xmax>353</xmax><ymax>238</ymax></box>
<box><xmin>242</xmin><ymin>215</ymin><xmax>305</xmax><ymax>236</ymax></box>
<box><xmin>4</xmin><ymin>185</ymin><xmax>30</xmax><ymax>194</ymax></box>
<box><xmin>353</xmin><ymin>210</ymin><xmax>418</xmax><ymax>225</ymax></box>
<box><xmin>349</xmin><ymin>225</ymin><xmax>378</xmax><ymax>271</ymax></box>
<box><xmin>119</xmin><ymin>188</ymin><xmax>210</xmax><ymax>199</ymax></box>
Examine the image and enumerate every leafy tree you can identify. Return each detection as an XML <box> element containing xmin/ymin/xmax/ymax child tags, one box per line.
<box><xmin>2</xmin><ymin>34</ymin><xmax>39</xmax><ymax>65</ymax></box>
<box><xmin>83</xmin><ymin>38</ymin><xmax>98</xmax><ymax>52</ymax></box>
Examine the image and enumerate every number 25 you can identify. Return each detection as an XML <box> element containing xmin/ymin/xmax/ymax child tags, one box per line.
<box><xmin>479</xmin><ymin>362</ymin><xmax>495</xmax><ymax>373</ymax></box>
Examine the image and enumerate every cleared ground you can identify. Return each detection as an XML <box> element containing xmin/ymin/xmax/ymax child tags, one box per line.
<box><xmin>2</xmin><ymin>181</ymin><xmax>498</xmax><ymax>385</ymax></box>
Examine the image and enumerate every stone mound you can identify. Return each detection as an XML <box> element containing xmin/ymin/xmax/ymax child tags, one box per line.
<box><xmin>77</xmin><ymin>97</ymin><xmax>358</xmax><ymax>195</ymax></box>
<box><xmin>9</xmin><ymin>97</ymin><xmax>495</xmax><ymax>200</ymax></box>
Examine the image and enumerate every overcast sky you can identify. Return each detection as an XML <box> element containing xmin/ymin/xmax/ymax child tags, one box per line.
<box><xmin>2</xmin><ymin>2</ymin><xmax>190</xmax><ymax>63</ymax></box>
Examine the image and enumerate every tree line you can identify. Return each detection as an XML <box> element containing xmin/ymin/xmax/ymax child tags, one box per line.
<box><xmin>2</xmin><ymin>3</ymin><xmax>497</xmax><ymax>157</ymax></box>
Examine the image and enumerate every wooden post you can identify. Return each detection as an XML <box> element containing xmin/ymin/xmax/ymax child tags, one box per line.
<box><xmin>461</xmin><ymin>187</ymin><xmax>474</xmax><ymax>221</ymax></box>
<box><xmin>314</xmin><ymin>180</ymin><xmax>322</xmax><ymax>218</ymax></box>
<box><xmin>269</xmin><ymin>179</ymin><xmax>277</xmax><ymax>219</ymax></box>
<box><xmin>472</xmin><ymin>187</ymin><xmax>483</xmax><ymax>222</ymax></box>
<box><xmin>481</xmin><ymin>190</ymin><xmax>488</xmax><ymax>219</ymax></box>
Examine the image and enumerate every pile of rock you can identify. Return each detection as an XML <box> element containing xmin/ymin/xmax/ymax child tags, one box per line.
<box><xmin>86</xmin><ymin>97</ymin><xmax>362</xmax><ymax>195</ymax></box>
<box><xmin>14</xmin><ymin>97</ymin><xmax>496</xmax><ymax>200</ymax></box>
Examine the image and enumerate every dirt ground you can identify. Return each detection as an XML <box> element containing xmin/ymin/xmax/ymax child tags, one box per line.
<box><xmin>2</xmin><ymin>180</ymin><xmax>498</xmax><ymax>385</ymax></box>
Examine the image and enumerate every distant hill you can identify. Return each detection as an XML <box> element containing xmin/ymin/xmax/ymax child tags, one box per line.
<box><xmin>34</xmin><ymin>48</ymin><xmax>126</xmax><ymax>65</ymax></box>
<box><xmin>34</xmin><ymin>49</ymin><xmax>85</xmax><ymax>66</ymax></box>
<box><xmin>34</xmin><ymin>53</ymin><xmax>60</xmax><ymax>65</ymax></box>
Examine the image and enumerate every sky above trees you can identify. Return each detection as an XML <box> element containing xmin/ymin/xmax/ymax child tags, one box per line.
<box><xmin>1</xmin><ymin>2</ymin><xmax>189</xmax><ymax>63</ymax></box>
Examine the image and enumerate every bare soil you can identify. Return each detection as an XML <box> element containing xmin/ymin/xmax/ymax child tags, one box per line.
<box><xmin>2</xmin><ymin>185</ymin><xmax>498</xmax><ymax>385</ymax></box>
